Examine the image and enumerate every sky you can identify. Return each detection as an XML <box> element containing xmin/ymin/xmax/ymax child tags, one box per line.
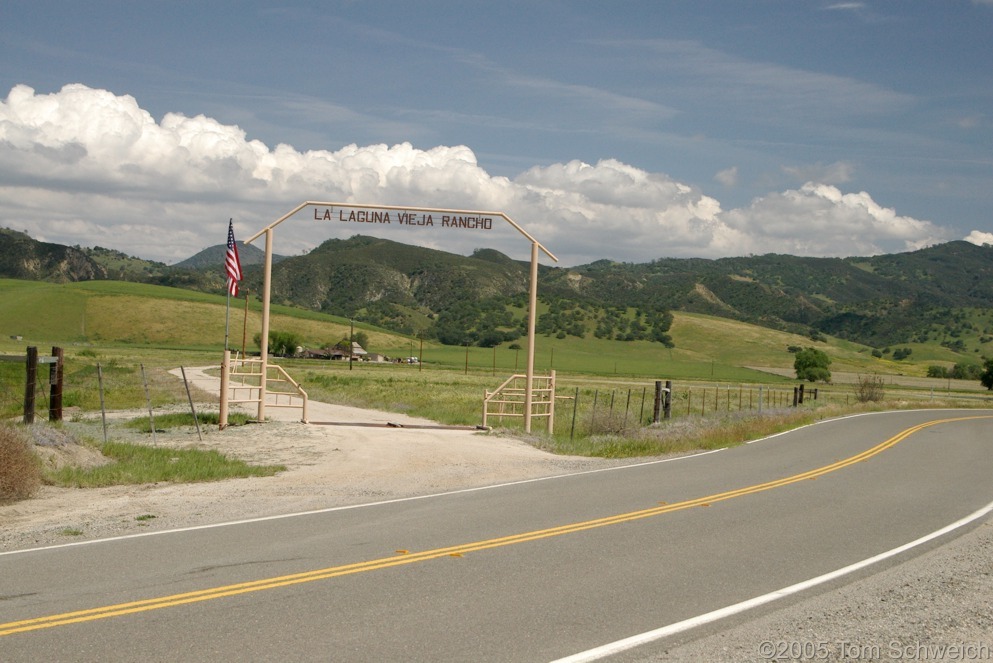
<box><xmin>1</xmin><ymin>1</ymin><xmax>991</xmax><ymax>267</ymax></box>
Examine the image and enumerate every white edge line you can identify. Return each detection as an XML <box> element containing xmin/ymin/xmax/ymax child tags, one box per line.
<box><xmin>550</xmin><ymin>499</ymin><xmax>993</xmax><ymax>663</ymax></box>
<box><xmin>0</xmin><ymin>449</ymin><xmax>725</xmax><ymax>557</ymax></box>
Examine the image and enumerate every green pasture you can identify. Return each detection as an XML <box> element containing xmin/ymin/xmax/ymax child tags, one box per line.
<box><xmin>2</xmin><ymin>278</ymin><xmax>990</xmax><ymax>449</ymax></box>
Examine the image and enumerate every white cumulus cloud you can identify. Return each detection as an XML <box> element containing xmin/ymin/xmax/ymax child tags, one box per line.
<box><xmin>0</xmin><ymin>83</ymin><xmax>954</xmax><ymax>265</ymax></box>
<box><xmin>721</xmin><ymin>183</ymin><xmax>951</xmax><ymax>256</ymax></box>
<box><xmin>964</xmin><ymin>230</ymin><xmax>993</xmax><ymax>247</ymax></box>
<box><xmin>714</xmin><ymin>166</ymin><xmax>738</xmax><ymax>187</ymax></box>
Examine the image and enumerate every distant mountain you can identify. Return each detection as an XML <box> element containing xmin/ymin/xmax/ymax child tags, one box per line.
<box><xmin>259</xmin><ymin>235</ymin><xmax>530</xmax><ymax>339</ymax></box>
<box><xmin>0</xmin><ymin>228</ymin><xmax>106</xmax><ymax>282</ymax></box>
<box><xmin>540</xmin><ymin>240</ymin><xmax>993</xmax><ymax>347</ymax></box>
<box><xmin>81</xmin><ymin>245</ymin><xmax>168</xmax><ymax>281</ymax></box>
<box><xmin>2</xmin><ymin>225</ymin><xmax>991</xmax><ymax>352</ymax></box>
<box><xmin>171</xmin><ymin>241</ymin><xmax>282</xmax><ymax>269</ymax></box>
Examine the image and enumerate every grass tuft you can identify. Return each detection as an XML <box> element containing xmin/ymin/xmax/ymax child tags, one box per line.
<box><xmin>123</xmin><ymin>411</ymin><xmax>253</xmax><ymax>432</ymax></box>
<box><xmin>529</xmin><ymin>408</ymin><xmax>825</xmax><ymax>458</ymax></box>
<box><xmin>44</xmin><ymin>441</ymin><xmax>285</xmax><ymax>488</ymax></box>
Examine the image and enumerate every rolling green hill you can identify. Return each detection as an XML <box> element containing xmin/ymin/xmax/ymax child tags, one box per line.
<box><xmin>0</xmin><ymin>277</ymin><xmax>977</xmax><ymax>385</ymax></box>
<box><xmin>0</xmin><ymin>228</ymin><xmax>106</xmax><ymax>282</ymax></box>
<box><xmin>2</xmin><ymin>227</ymin><xmax>992</xmax><ymax>358</ymax></box>
<box><xmin>0</xmin><ymin>278</ymin><xmax>403</xmax><ymax>353</ymax></box>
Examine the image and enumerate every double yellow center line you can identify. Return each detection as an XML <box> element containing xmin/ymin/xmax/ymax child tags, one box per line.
<box><xmin>2</xmin><ymin>415</ymin><xmax>987</xmax><ymax>637</ymax></box>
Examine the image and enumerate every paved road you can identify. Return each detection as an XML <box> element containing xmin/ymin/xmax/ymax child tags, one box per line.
<box><xmin>2</xmin><ymin>409</ymin><xmax>992</xmax><ymax>662</ymax></box>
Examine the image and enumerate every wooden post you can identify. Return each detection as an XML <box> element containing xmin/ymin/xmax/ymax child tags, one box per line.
<box><xmin>23</xmin><ymin>346</ymin><xmax>37</xmax><ymax>424</ymax></box>
<box><xmin>49</xmin><ymin>346</ymin><xmax>64</xmax><ymax>422</ymax></box>
<box><xmin>664</xmin><ymin>380</ymin><xmax>672</xmax><ymax>420</ymax></box>
<box><xmin>524</xmin><ymin>241</ymin><xmax>538</xmax><ymax>433</ymax></box>
<box><xmin>258</xmin><ymin>228</ymin><xmax>273</xmax><ymax>421</ymax></box>
<box><xmin>653</xmin><ymin>380</ymin><xmax>663</xmax><ymax>424</ymax></box>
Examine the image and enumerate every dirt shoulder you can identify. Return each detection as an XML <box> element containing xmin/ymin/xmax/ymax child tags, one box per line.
<box><xmin>1</xmin><ymin>367</ymin><xmax>623</xmax><ymax>552</ymax></box>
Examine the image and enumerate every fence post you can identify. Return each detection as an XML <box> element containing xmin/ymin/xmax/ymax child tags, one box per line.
<box><xmin>792</xmin><ymin>386</ymin><xmax>799</xmax><ymax>407</ymax></box>
<box><xmin>180</xmin><ymin>366</ymin><xmax>203</xmax><ymax>442</ymax></box>
<box><xmin>664</xmin><ymin>380</ymin><xmax>672</xmax><ymax>420</ymax></box>
<box><xmin>97</xmin><ymin>363</ymin><xmax>108</xmax><ymax>444</ymax></box>
<box><xmin>141</xmin><ymin>363</ymin><xmax>157</xmax><ymax>444</ymax></box>
<box><xmin>23</xmin><ymin>346</ymin><xmax>37</xmax><ymax>424</ymax></box>
<box><xmin>798</xmin><ymin>383</ymin><xmax>805</xmax><ymax>404</ymax></box>
<box><xmin>49</xmin><ymin>346</ymin><xmax>63</xmax><ymax>422</ymax></box>
<box><xmin>653</xmin><ymin>381</ymin><xmax>663</xmax><ymax>424</ymax></box>
<box><xmin>570</xmin><ymin>387</ymin><xmax>579</xmax><ymax>442</ymax></box>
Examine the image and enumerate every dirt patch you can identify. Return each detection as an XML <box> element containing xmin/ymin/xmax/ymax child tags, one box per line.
<box><xmin>1</xmin><ymin>367</ymin><xmax>627</xmax><ymax>551</ymax></box>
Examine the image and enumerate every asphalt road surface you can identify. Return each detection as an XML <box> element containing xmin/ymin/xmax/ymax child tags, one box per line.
<box><xmin>2</xmin><ymin>409</ymin><xmax>992</xmax><ymax>662</ymax></box>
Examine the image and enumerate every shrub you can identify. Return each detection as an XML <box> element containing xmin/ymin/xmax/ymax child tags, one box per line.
<box><xmin>794</xmin><ymin>347</ymin><xmax>832</xmax><ymax>382</ymax></box>
<box><xmin>980</xmin><ymin>358</ymin><xmax>993</xmax><ymax>391</ymax></box>
<box><xmin>0</xmin><ymin>424</ymin><xmax>41</xmax><ymax>502</ymax></box>
<box><xmin>853</xmin><ymin>374</ymin><xmax>885</xmax><ymax>403</ymax></box>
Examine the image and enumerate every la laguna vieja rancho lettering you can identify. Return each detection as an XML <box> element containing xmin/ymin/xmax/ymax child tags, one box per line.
<box><xmin>313</xmin><ymin>207</ymin><xmax>493</xmax><ymax>230</ymax></box>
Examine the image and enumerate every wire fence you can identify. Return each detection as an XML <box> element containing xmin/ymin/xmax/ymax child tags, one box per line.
<box><xmin>1</xmin><ymin>353</ymin><xmax>204</xmax><ymax>422</ymax></box>
<box><xmin>551</xmin><ymin>380</ymin><xmax>993</xmax><ymax>441</ymax></box>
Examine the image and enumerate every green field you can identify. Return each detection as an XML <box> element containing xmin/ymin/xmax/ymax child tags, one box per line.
<box><xmin>2</xmin><ymin>278</ymin><xmax>990</xmax><ymax>448</ymax></box>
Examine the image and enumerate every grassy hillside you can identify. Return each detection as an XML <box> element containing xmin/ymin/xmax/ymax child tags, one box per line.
<box><xmin>2</xmin><ymin>277</ymin><xmax>975</xmax><ymax>387</ymax></box>
<box><xmin>0</xmin><ymin>279</ymin><xmax>404</xmax><ymax>354</ymax></box>
<box><xmin>5</xmin><ymin>228</ymin><xmax>993</xmax><ymax>355</ymax></box>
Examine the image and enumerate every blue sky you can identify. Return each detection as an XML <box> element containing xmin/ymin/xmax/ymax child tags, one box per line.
<box><xmin>1</xmin><ymin>1</ymin><xmax>991</xmax><ymax>265</ymax></box>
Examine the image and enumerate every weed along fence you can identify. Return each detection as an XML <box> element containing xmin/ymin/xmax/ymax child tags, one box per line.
<box><xmin>0</xmin><ymin>348</ymin><xmax>230</xmax><ymax>442</ymax></box>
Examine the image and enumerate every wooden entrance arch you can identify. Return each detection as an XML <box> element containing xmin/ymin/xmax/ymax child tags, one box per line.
<box><xmin>227</xmin><ymin>201</ymin><xmax>557</xmax><ymax>433</ymax></box>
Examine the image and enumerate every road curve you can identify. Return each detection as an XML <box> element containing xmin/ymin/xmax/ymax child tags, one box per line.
<box><xmin>1</xmin><ymin>409</ymin><xmax>992</xmax><ymax>662</ymax></box>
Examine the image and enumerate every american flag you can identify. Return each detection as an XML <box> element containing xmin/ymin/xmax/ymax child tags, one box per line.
<box><xmin>225</xmin><ymin>220</ymin><xmax>242</xmax><ymax>297</ymax></box>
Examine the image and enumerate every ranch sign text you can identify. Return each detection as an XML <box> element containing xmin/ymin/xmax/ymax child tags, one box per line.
<box><xmin>314</xmin><ymin>206</ymin><xmax>494</xmax><ymax>230</ymax></box>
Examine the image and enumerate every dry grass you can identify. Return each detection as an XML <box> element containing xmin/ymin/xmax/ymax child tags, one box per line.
<box><xmin>0</xmin><ymin>424</ymin><xmax>41</xmax><ymax>502</ymax></box>
<box><xmin>527</xmin><ymin>401</ymin><xmax>928</xmax><ymax>458</ymax></box>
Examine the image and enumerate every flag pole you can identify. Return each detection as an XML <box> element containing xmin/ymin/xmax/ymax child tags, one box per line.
<box><xmin>224</xmin><ymin>218</ymin><xmax>242</xmax><ymax>353</ymax></box>
<box><xmin>225</xmin><ymin>289</ymin><xmax>231</xmax><ymax>351</ymax></box>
